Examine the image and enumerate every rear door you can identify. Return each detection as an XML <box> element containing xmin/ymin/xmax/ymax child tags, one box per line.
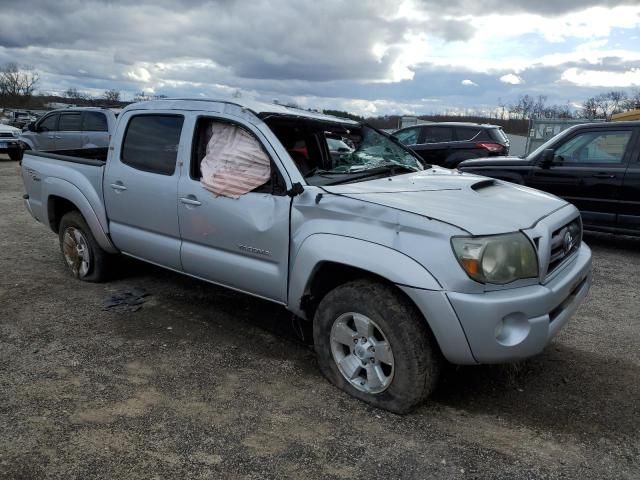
<box><xmin>528</xmin><ymin>128</ymin><xmax>634</xmax><ymax>228</ymax></box>
<box><xmin>81</xmin><ymin>111</ymin><xmax>110</xmax><ymax>148</ymax></box>
<box><xmin>177</xmin><ymin>114</ymin><xmax>291</xmax><ymax>303</ymax></box>
<box><xmin>57</xmin><ymin>111</ymin><xmax>83</xmax><ymax>151</ymax></box>
<box><xmin>104</xmin><ymin>111</ymin><xmax>186</xmax><ymax>269</ymax></box>
<box><xmin>418</xmin><ymin>126</ymin><xmax>454</xmax><ymax>166</ymax></box>
<box><xmin>617</xmin><ymin>129</ymin><xmax>640</xmax><ymax>231</ymax></box>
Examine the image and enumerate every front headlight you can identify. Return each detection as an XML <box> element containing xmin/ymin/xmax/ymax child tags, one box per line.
<box><xmin>451</xmin><ymin>232</ymin><xmax>538</xmax><ymax>284</ymax></box>
<box><xmin>12</xmin><ymin>130</ymin><xmax>20</xmax><ymax>137</ymax></box>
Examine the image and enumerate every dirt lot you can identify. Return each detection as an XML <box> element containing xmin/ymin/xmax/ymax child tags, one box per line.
<box><xmin>0</xmin><ymin>157</ymin><xmax>638</xmax><ymax>479</ymax></box>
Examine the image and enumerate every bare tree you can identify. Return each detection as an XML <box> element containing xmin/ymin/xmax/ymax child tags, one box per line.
<box><xmin>531</xmin><ymin>95</ymin><xmax>547</xmax><ymax>119</ymax></box>
<box><xmin>0</xmin><ymin>62</ymin><xmax>40</xmax><ymax>106</ymax></box>
<box><xmin>622</xmin><ymin>88</ymin><xmax>640</xmax><ymax>111</ymax></box>
<box><xmin>103</xmin><ymin>89</ymin><xmax>121</xmax><ymax>103</ymax></box>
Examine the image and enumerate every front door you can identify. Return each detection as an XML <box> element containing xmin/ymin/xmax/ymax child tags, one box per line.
<box><xmin>103</xmin><ymin>112</ymin><xmax>186</xmax><ymax>270</ymax></box>
<box><xmin>32</xmin><ymin>113</ymin><xmax>59</xmax><ymax>151</ymax></box>
<box><xmin>178</xmin><ymin>115</ymin><xmax>291</xmax><ymax>303</ymax></box>
<box><xmin>618</xmin><ymin>132</ymin><xmax>640</xmax><ymax>231</ymax></box>
<box><xmin>528</xmin><ymin>128</ymin><xmax>634</xmax><ymax>228</ymax></box>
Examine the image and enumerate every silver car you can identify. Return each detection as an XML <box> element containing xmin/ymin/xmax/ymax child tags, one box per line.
<box><xmin>20</xmin><ymin>107</ymin><xmax>118</xmax><ymax>153</ymax></box>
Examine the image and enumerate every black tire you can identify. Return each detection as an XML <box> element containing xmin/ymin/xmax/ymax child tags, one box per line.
<box><xmin>8</xmin><ymin>149</ymin><xmax>21</xmax><ymax>161</ymax></box>
<box><xmin>314</xmin><ymin>279</ymin><xmax>442</xmax><ymax>414</ymax></box>
<box><xmin>58</xmin><ymin>211</ymin><xmax>112</xmax><ymax>282</ymax></box>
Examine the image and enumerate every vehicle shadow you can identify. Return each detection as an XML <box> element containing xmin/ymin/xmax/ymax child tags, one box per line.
<box><xmin>112</xmin><ymin>255</ymin><xmax>313</xmax><ymax>344</ymax></box>
<box><xmin>430</xmin><ymin>344</ymin><xmax>640</xmax><ymax>441</ymax></box>
<box><xmin>112</xmin><ymin>255</ymin><xmax>638</xmax><ymax>444</ymax></box>
<box><xmin>583</xmin><ymin>230</ymin><xmax>640</xmax><ymax>251</ymax></box>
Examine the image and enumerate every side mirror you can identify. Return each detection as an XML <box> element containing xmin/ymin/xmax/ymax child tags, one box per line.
<box><xmin>27</xmin><ymin>122</ymin><xmax>36</xmax><ymax>132</ymax></box>
<box><xmin>540</xmin><ymin>148</ymin><xmax>554</xmax><ymax>167</ymax></box>
<box><xmin>286</xmin><ymin>182</ymin><xmax>305</xmax><ymax>198</ymax></box>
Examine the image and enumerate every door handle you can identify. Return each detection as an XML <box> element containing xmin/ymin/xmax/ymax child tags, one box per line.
<box><xmin>55</xmin><ymin>135</ymin><xmax>61</xmax><ymax>139</ymax></box>
<box><xmin>592</xmin><ymin>173</ymin><xmax>616</xmax><ymax>179</ymax></box>
<box><xmin>110</xmin><ymin>182</ymin><xmax>127</xmax><ymax>191</ymax></box>
<box><xmin>48</xmin><ymin>135</ymin><xmax>55</xmax><ymax>139</ymax></box>
<box><xmin>180</xmin><ymin>196</ymin><xmax>201</xmax><ymax>206</ymax></box>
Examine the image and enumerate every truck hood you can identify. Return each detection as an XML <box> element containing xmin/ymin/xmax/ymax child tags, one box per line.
<box><xmin>322</xmin><ymin>167</ymin><xmax>567</xmax><ymax>235</ymax></box>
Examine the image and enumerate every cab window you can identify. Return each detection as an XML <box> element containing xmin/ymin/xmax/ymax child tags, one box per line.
<box><xmin>38</xmin><ymin>114</ymin><xmax>59</xmax><ymax>132</ymax></box>
<box><xmin>554</xmin><ymin>131</ymin><xmax>632</xmax><ymax>165</ymax></box>
<box><xmin>121</xmin><ymin>115</ymin><xmax>184</xmax><ymax>175</ymax></box>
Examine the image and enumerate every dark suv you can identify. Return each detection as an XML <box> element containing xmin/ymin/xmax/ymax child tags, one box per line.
<box><xmin>393</xmin><ymin>122</ymin><xmax>510</xmax><ymax>168</ymax></box>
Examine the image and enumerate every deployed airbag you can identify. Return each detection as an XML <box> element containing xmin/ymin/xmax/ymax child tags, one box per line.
<box><xmin>200</xmin><ymin>123</ymin><xmax>271</xmax><ymax>198</ymax></box>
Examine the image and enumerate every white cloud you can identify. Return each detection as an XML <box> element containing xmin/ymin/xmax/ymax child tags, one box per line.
<box><xmin>126</xmin><ymin>67</ymin><xmax>151</xmax><ymax>83</ymax></box>
<box><xmin>500</xmin><ymin>73</ymin><xmax>524</xmax><ymax>85</ymax></box>
<box><xmin>461</xmin><ymin>79</ymin><xmax>478</xmax><ymax>86</ymax></box>
<box><xmin>561</xmin><ymin>67</ymin><xmax>640</xmax><ymax>87</ymax></box>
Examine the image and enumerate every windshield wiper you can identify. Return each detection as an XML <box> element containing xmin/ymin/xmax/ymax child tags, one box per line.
<box><xmin>327</xmin><ymin>163</ymin><xmax>418</xmax><ymax>185</ymax></box>
<box><xmin>303</xmin><ymin>167</ymin><xmax>345</xmax><ymax>178</ymax></box>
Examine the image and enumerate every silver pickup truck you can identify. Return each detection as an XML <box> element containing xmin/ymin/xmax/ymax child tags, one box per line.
<box><xmin>20</xmin><ymin>99</ymin><xmax>592</xmax><ymax>413</ymax></box>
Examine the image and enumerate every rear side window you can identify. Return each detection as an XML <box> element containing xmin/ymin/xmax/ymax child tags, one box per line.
<box><xmin>38</xmin><ymin>114</ymin><xmax>58</xmax><ymax>132</ymax></box>
<box><xmin>423</xmin><ymin>126</ymin><xmax>454</xmax><ymax>143</ymax></box>
<box><xmin>456</xmin><ymin>127</ymin><xmax>483</xmax><ymax>141</ymax></box>
<box><xmin>490</xmin><ymin>128</ymin><xmax>509</xmax><ymax>143</ymax></box>
<box><xmin>59</xmin><ymin>113</ymin><xmax>82</xmax><ymax>131</ymax></box>
<box><xmin>121</xmin><ymin>115</ymin><xmax>184</xmax><ymax>175</ymax></box>
<box><xmin>83</xmin><ymin>112</ymin><xmax>108</xmax><ymax>132</ymax></box>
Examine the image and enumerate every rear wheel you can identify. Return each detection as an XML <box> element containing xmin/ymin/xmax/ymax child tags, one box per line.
<box><xmin>314</xmin><ymin>279</ymin><xmax>442</xmax><ymax>413</ymax></box>
<box><xmin>58</xmin><ymin>211</ymin><xmax>112</xmax><ymax>282</ymax></box>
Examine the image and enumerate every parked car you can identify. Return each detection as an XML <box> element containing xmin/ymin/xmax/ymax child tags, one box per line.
<box><xmin>0</xmin><ymin>124</ymin><xmax>22</xmax><ymax>160</ymax></box>
<box><xmin>19</xmin><ymin>107</ymin><xmax>118</xmax><ymax>155</ymax></box>
<box><xmin>393</xmin><ymin>122</ymin><xmax>510</xmax><ymax>168</ymax></box>
<box><xmin>458</xmin><ymin>121</ymin><xmax>640</xmax><ymax>236</ymax></box>
<box><xmin>20</xmin><ymin>99</ymin><xmax>591</xmax><ymax>413</ymax></box>
<box><xmin>4</xmin><ymin>110</ymin><xmax>37</xmax><ymax>129</ymax></box>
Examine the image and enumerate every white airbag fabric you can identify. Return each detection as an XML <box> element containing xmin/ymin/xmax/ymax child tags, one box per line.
<box><xmin>200</xmin><ymin>123</ymin><xmax>271</xmax><ymax>198</ymax></box>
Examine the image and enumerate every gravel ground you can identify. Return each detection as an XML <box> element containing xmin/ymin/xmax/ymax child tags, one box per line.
<box><xmin>0</xmin><ymin>157</ymin><xmax>638</xmax><ymax>479</ymax></box>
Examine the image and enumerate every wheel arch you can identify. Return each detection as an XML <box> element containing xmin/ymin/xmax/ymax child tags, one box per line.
<box><xmin>288</xmin><ymin>234</ymin><xmax>441</xmax><ymax>320</ymax></box>
<box><xmin>43</xmin><ymin>180</ymin><xmax>118</xmax><ymax>254</ymax></box>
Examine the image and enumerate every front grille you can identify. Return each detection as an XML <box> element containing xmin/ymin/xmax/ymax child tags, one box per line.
<box><xmin>0</xmin><ymin>133</ymin><xmax>15</xmax><ymax>139</ymax></box>
<box><xmin>548</xmin><ymin>218</ymin><xmax>582</xmax><ymax>274</ymax></box>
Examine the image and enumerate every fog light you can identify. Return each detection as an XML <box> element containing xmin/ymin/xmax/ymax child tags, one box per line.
<box><xmin>495</xmin><ymin>312</ymin><xmax>530</xmax><ymax>347</ymax></box>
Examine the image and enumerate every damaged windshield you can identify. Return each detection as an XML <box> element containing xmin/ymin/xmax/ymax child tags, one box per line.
<box><xmin>263</xmin><ymin>115</ymin><xmax>423</xmax><ymax>186</ymax></box>
<box><xmin>321</xmin><ymin>126</ymin><xmax>422</xmax><ymax>174</ymax></box>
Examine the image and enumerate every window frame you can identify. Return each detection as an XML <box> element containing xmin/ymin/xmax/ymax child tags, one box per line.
<box><xmin>189</xmin><ymin>115</ymin><xmax>287</xmax><ymax>196</ymax></box>
<box><xmin>58</xmin><ymin>112</ymin><xmax>83</xmax><ymax>132</ymax></box>
<box><xmin>551</xmin><ymin>128</ymin><xmax>634</xmax><ymax>168</ymax></box>
<box><xmin>37</xmin><ymin>113</ymin><xmax>59</xmax><ymax>132</ymax></box>
<box><xmin>422</xmin><ymin>126</ymin><xmax>454</xmax><ymax>143</ymax></box>
<box><xmin>120</xmin><ymin>113</ymin><xmax>185</xmax><ymax>176</ymax></box>
<box><xmin>81</xmin><ymin>111</ymin><xmax>109</xmax><ymax>132</ymax></box>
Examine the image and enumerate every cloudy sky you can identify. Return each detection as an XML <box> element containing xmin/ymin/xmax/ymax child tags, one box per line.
<box><xmin>2</xmin><ymin>0</ymin><xmax>640</xmax><ymax>116</ymax></box>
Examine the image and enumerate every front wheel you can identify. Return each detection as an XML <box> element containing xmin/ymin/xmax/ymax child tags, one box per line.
<box><xmin>313</xmin><ymin>279</ymin><xmax>442</xmax><ymax>413</ymax></box>
<box><xmin>58</xmin><ymin>211</ymin><xmax>112</xmax><ymax>282</ymax></box>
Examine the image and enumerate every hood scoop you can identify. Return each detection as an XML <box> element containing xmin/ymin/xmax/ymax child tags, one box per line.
<box><xmin>471</xmin><ymin>179</ymin><xmax>499</xmax><ymax>193</ymax></box>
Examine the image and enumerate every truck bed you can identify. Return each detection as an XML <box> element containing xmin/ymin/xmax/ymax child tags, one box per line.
<box><xmin>21</xmin><ymin>149</ymin><xmax>111</xmax><ymax>248</ymax></box>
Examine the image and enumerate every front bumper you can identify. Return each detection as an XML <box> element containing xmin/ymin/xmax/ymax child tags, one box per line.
<box><xmin>0</xmin><ymin>139</ymin><xmax>21</xmax><ymax>154</ymax></box>
<box><xmin>401</xmin><ymin>242</ymin><xmax>592</xmax><ymax>365</ymax></box>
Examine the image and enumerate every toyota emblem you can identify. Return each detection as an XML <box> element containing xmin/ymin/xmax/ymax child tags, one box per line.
<box><xmin>563</xmin><ymin>230</ymin><xmax>574</xmax><ymax>255</ymax></box>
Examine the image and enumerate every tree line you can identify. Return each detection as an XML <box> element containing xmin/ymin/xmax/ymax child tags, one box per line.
<box><xmin>502</xmin><ymin>90</ymin><xmax>640</xmax><ymax>121</ymax></box>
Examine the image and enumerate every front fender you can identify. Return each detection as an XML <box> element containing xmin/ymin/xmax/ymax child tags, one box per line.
<box><xmin>43</xmin><ymin>178</ymin><xmax>118</xmax><ymax>254</ymax></box>
<box><xmin>288</xmin><ymin>234</ymin><xmax>442</xmax><ymax>318</ymax></box>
